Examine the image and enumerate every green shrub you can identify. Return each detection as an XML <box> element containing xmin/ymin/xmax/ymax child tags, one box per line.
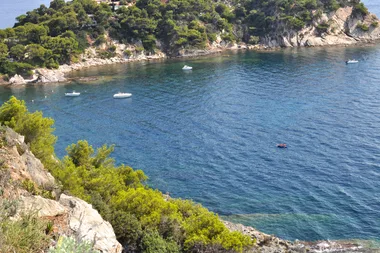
<box><xmin>48</xmin><ymin>236</ymin><xmax>99</xmax><ymax>253</ymax></box>
<box><xmin>95</xmin><ymin>35</ymin><xmax>107</xmax><ymax>46</ymax></box>
<box><xmin>0</xmin><ymin>96</ymin><xmax>57</xmax><ymax>165</ymax></box>
<box><xmin>0</xmin><ymin>206</ymin><xmax>50</xmax><ymax>253</ymax></box>
<box><xmin>96</xmin><ymin>49</ymin><xmax>116</xmax><ymax>59</ymax></box>
<box><xmin>371</xmin><ymin>21</ymin><xmax>379</xmax><ymax>27</ymax></box>
<box><xmin>140</xmin><ymin>229</ymin><xmax>180</xmax><ymax>253</ymax></box>
<box><xmin>124</xmin><ymin>49</ymin><xmax>132</xmax><ymax>57</ymax></box>
<box><xmin>316</xmin><ymin>22</ymin><xmax>330</xmax><ymax>33</ymax></box>
<box><xmin>135</xmin><ymin>46</ymin><xmax>144</xmax><ymax>53</ymax></box>
<box><xmin>354</xmin><ymin>3</ymin><xmax>369</xmax><ymax>16</ymax></box>
<box><xmin>108</xmin><ymin>45</ymin><xmax>117</xmax><ymax>52</ymax></box>
<box><xmin>357</xmin><ymin>23</ymin><xmax>369</xmax><ymax>31</ymax></box>
<box><xmin>22</xmin><ymin>179</ymin><xmax>38</xmax><ymax>195</ymax></box>
<box><xmin>248</xmin><ymin>35</ymin><xmax>260</xmax><ymax>44</ymax></box>
<box><xmin>207</xmin><ymin>33</ymin><xmax>217</xmax><ymax>43</ymax></box>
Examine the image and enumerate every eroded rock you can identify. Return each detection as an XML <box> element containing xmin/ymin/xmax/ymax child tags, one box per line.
<box><xmin>59</xmin><ymin>194</ymin><xmax>122</xmax><ymax>253</ymax></box>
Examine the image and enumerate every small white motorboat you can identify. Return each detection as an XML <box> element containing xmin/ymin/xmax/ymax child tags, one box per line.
<box><xmin>182</xmin><ymin>65</ymin><xmax>193</xmax><ymax>70</ymax></box>
<box><xmin>65</xmin><ymin>91</ymin><xmax>80</xmax><ymax>97</ymax></box>
<box><xmin>346</xmin><ymin>59</ymin><xmax>359</xmax><ymax>64</ymax></box>
<box><xmin>113</xmin><ymin>92</ymin><xmax>132</xmax><ymax>99</ymax></box>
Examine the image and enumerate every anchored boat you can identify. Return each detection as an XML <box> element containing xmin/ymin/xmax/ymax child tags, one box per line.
<box><xmin>113</xmin><ymin>92</ymin><xmax>132</xmax><ymax>99</ymax></box>
<box><xmin>65</xmin><ymin>91</ymin><xmax>80</xmax><ymax>97</ymax></box>
<box><xmin>346</xmin><ymin>59</ymin><xmax>359</xmax><ymax>64</ymax></box>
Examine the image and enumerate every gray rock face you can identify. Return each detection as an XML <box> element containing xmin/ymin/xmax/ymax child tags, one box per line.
<box><xmin>3</xmin><ymin>127</ymin><xmax>55</xmax><ymax>190</ymax></box>
<box><xmin>21</xmin><ymin>149</ymin><xmax>56</xmax><ymax>189</ymax></box>
<box><xmin>35</xmin><ymin>68</ymin><xmax>67</xmax><ymax>83</ymax></box>
<box><xmin>261</xmin><ymin>6</ymin><xmax>380</xmax><ymax>48</ymax></box>
<box><xmin>19</xmin><ymin>195</ymin><xmax>66</xmax><ymax>217</ymax></box>
<box><xmin>9</xmin><ymin>74</ymin><xmax>26</xmax><ymax>85</ymax></box>
<box><xmin>59</xmin><ymin>194</ymin><xmax>122</xmax><ymax>253</ymax></box>
<box><xmin>0</xmin><ymin>127</ymin><xmax>122</xmax><ymax>253</ymax></box>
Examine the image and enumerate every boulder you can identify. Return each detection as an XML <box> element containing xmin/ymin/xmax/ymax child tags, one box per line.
<box><xmin>59</xmin><ymin>194</ymin><xmax>122</xmax><ymax>253</ymax></box>
<box><xmin>35</xmin><ymin>68</ymin><xmax>67</xmax><ymax>83</ymax></box>
<box><xmin>21</xmin><ymin>149</ymin><xmax>56</xmax><ymax>189</ymax></box>
<box><xmin>9</xmin><ymin>74</ymin><xmax>26</xmax><ymax>85</ymax></box>
<box><xmin>19</xmin><ymin>195</ymin><xmax>66</xmax><ymax>217</ymax></box>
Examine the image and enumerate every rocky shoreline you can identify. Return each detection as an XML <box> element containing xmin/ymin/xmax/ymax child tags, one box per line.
<box><xmin>223</xmin><ymin>221</ymin><xmax>380</xmax><ymax>253</ymax></box>
<box><xmin>2</xmin><ymin>39</ymin><xmax>378</xmax><ymax>87</ymax></box>
<box><xmin>1</xmin><ymin>43</ymin><xmax>261</xmax><ymax>86</ymax></box>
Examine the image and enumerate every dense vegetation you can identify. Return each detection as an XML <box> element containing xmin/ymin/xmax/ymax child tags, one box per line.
<box><xmin>0</xmin><ymin>0</ymin><xmax>370</xmax><ymax>76</ymax></box>
<box><xmin>0</xmin><ymin>96</ymin><xmax>253</xmax><ymax>252</ymax></box>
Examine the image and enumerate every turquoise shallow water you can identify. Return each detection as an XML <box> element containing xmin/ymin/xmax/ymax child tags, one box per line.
<box><xmin>1</xmin><ymin>45</ymin><xmax>380</xmax><ymax>241</ymax></box>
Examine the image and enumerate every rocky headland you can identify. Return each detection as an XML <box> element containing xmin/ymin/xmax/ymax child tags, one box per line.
<box><xmin>2</xmin><ymin>3</ymin><xmax>380</xmax><ymax>86</ymax></box>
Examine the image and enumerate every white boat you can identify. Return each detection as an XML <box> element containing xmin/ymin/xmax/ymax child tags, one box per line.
<box><xmin>182</xmin><ymin>65</ymin><xmax>193</xmax><ymax>70</ymax></box>
<box><xmin>65</xmin><ymin>91</ymin><xmax>80</xmax><ymax>97</ymax></box>
<box><xmin>113</xmin><ymin>92</ymin><xmax>132</xmax><ymax>99</ymax></box>
<box><xmin>346</xmin><ymin>59</ymin><xmax>359</xmax><ymax>64</ymax></box>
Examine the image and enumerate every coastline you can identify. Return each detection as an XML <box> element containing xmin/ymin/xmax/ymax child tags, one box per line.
<box><xmin>2</xmin><ymin>38</ymin><xmax>380</xmax><ymax>87</ymax></box>
<box><xmin>223</xmin><ymin>221</ymin><xmax>380</xmax><ymax>253</ymax></box>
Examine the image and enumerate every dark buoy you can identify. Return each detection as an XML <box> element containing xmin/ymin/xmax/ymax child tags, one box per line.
<box><xmin>277</xmin><ymin>143</ymin><xmax>287</xmax><ymax>148</ymax></box>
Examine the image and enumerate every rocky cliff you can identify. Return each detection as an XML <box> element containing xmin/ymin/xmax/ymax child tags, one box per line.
<box><xmin>261</xmin><ymin>6</ymin><xmax>380</xmax><ymax>47</ymax></box>
<box><xmin>0</xmin><ymin>126</ymin><xmax>122</xmax><ymax>253</ymax></box>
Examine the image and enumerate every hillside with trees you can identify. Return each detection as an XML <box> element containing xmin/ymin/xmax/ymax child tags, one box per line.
<box><xmin>0</xmin><ymin>0</ymin><xmax>376</xmax><ymax>77</ymax></box>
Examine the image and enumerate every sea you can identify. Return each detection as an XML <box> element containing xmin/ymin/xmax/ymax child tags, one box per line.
<box><xmin>0</xmin><ymin>0</ymin><xmax>380</xmax><ymax>243</ymax></box>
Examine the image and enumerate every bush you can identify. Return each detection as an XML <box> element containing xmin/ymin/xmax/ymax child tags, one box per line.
<box><xmin>0</xmin><ymin>96</ymin><xmax>57</xmax><ymax>165</ymax></box>
<box><xmin>248</xmin><ymin>36</ymin><xmax>260</xmax><ymax>44</ymax></box>
<box><xmin>108</xmin><ymin>45</ymin><xmax>117</xmax><ymax>52</ymax></box>
<box><xmin>354</xmin><ymin>3</ymin><xmax>369</xmax><ymax>16</ymax></box>
<box><xmin>316</xmin><ymin>22</ymin><xmax>330</xmax><ymax>33</ymax></box>
<box><xmin>0</xmin><ymin>202</ymin><xmax>51</xmax><ymax>253</ymax></box>
<box><xmin>140</xmin><ymin>230</ymin><xmax>180</xmax><ymax>253</ymax></box>
<box><xmin>221</xmin><ymin>33</ymin><xmax>235</xmax><ymax>42</ymax></box>
<box><xmin>357</xmin><ymin>23</ymin><xmax>369</xmax><ymax>31</ymax></box>
<box><xmin>124</xmin><ymin>49</ymin><xmax>132</xmax><ymax>57</ymax></box>
<box><xmin>95</xmin><ymin>35</ymin><xmax>107</xmax><ymax>46</ymax></box>
<box><xmin>48</xmin><ymin>236</ymin><xmax>99</xmax><ymax>253</ymax></box>
<box><xmin>135</xmin><ymin>46</ymin><xmax>144</xmax><ymax>53</ymax></box>
<box><xmin>371</xmin><ymin>21</ymin><xmax>379</xmax><ymax>27</ymax></box>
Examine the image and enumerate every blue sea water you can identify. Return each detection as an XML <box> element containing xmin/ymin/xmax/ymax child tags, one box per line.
<box><xmin>2</xmin><ymin>45</ymin><xmax>380</xmax><ymax>242</ymax></box>
<box><xmin>0</xmin><ymin>0</ymin><xmax>380</xmax><ymax>243</ymax></box>
<box><xmin>0</xmin><ymin>0</ymin><xmax>51</xmax><ymax>29</ymax></box>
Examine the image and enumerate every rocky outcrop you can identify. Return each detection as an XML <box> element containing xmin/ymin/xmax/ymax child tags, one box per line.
<box><xmin>35</xmin><ymin>68</ymin><xmax>67</xmax><ymax>83</ymax></box>
<box><xmin>20</xmin><ymin>195</ymin><xmax>66</xmax><ymax>217</ymax></box>
<box><xmin>9</xmin><ymin>74</ymin><xmax>26</xmax><ymax>85</ymax></box>
<box><xmin>59</xmin><ymin>194</ymin><xmax>122</xmax><ymax>253</ymax></box>
<box><xmin>0</xmin><ymin>127</ymin><xmax>122</xmax><ymax>253</ymax></box>
<box><xmin>223</xmin><ymin>220</ymin><xmax>379</xmax><ymax>253</ymax></box>
<box><xmin>261</xmin><ymin>6</ymin><xmax>380</xmax><ymax>48</ymax></box>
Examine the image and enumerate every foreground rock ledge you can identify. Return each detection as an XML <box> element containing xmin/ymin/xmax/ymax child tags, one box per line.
<box><xmin>0</xmin><ymin>127</ymin><xmax>122</xmax><ymax>253</ymax></box>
